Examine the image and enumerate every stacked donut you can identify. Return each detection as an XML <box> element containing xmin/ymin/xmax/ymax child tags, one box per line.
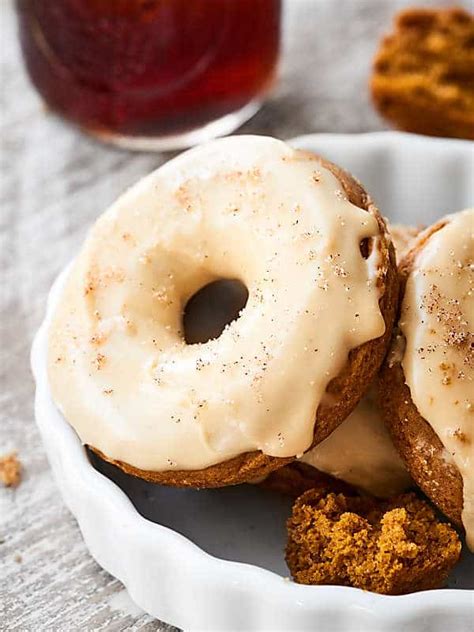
<box><xmin>380</xmin><ymin>209</ymin><xmax>473</xmax><ymax>550</ymax></box>
<box><xmin>47</xmin><ymin>136</ymin><xmax>472</xmax><ymax>553</ymax></box>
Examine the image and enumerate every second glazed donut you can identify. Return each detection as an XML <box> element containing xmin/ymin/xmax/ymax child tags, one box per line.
<box><xmin>379</xmin><ymin>209</ymin><xmax>473</xmax><ymax>548</ymax></box>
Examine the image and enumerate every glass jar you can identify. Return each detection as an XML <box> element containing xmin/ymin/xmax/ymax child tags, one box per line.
<box><xmin>16</xmin><ymin>0</ymin><xmax>281</xmax><ymax>150</ymax></box>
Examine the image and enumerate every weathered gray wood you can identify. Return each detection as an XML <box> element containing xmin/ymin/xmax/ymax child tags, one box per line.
<box><xmin>1</xmin><ymin>0</ymin><xmax>466</xmax><ymax>630</ymax></box>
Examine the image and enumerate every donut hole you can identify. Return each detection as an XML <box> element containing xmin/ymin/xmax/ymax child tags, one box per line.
<box><xmin>183</xmin><ymin>279</ymin><xmax>249</xmax><ymax>345</ymax></box>
<box><xmin>360</xmin><ymin>237</ymin><xmax>374</xmax><ymax>259</ymax></box>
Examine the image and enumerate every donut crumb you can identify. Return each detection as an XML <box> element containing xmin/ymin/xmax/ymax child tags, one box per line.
<box><xmin>0</xmin><ymin>452</ymin><xmax>22</xmax><ymax>488</ymax></box>
<box><xmin>286</xmin><ymin>489</ymin><xmax>461</xmax><ymax>595</ymax></box>
<box><xmin>371</xmin><ymin>7</ymin><xmax>474</xmax><ymax>139</ymax></box>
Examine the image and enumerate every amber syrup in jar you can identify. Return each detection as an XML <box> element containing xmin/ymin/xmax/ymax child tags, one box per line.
<box><xmin>16</xmin><ymin>0</ymin><xmax>281</xmax><ymax>149</ymax></box>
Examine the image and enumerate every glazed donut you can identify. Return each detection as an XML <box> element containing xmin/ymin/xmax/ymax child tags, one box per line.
<box><xmin>379</xmin><ymin>209</ymin><xmax>473</xmax><ymax>548</ymax></box>
<box><xmin>48</xmin><ymin>136</ymin><xmax>398</xmax><ymax>488</ymax></box>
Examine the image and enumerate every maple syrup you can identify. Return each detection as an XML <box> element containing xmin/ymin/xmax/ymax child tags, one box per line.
<box><xmin>16</xmin><ymin>0</ymin><xmax>281</xmax><ymax>149</ymax></box>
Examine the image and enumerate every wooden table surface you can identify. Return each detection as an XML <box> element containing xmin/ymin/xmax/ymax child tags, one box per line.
<box><xmin>0</xmin><ymin>0</ymin><xmax>467</xmax><ymax>630</ymax></box>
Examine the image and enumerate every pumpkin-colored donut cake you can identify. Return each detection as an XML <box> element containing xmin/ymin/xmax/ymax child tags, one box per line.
<box><xmin>379</xmin><ymin>208</ymin><xmax>473</xmax><ymax>549</ymax></box>
<box><xmin>48</xmin><ymin>136</ymin><xmax>398</xmax><ymax>488</ymax></box>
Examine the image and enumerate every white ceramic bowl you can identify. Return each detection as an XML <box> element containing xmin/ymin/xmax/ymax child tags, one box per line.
<box><xmin>32</xmin><ymin>132</ymin><xmax>474</xmax><ymax>632</ymax></box>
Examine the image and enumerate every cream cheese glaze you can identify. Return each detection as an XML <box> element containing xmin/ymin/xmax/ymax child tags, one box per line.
<box><xmin>48</xmin><ymin>136</ymin><xmax>386</xmax><ymax>472</ymax></box>
<box><xmin>400</xmin><ymin>208</ymin><xmax>473</xmax><ymax>548</ymax></box>
<box><xmin>300</xmin><ymin>388</ymin><xmax>411</xmax><ymax>497</ymax></box>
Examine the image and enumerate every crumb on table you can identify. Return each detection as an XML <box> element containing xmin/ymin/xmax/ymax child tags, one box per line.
<box><xmin>0</xmin><ymin>452</ymin><xmax>22</xmax><ymax>487</ymax></box>
<box><xmin>286</xmin><ymin>489</ymin><xmax>461</xmax><ymax>595</ymax></box>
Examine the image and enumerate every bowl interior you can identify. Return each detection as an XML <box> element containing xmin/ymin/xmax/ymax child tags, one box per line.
<box><xmin>88</xmin><ymin>450</ymin><xmax>293</xmax><ymax>575</ymax></box>
<box><xmin>88</xmin><ymin>450</ymin><xmax>474</xmax><ymax>589</ymax></box>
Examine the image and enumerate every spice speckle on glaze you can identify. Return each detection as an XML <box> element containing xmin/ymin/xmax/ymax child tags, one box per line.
<box><xmin>400</xmin><ymin>208</ymin><xmax>474</xmax><ymax>548</ymax></box>
<box><xmin>48</xmin><ymin>136</ymin><xmax>386</xmax><ymax>472</ymax></box>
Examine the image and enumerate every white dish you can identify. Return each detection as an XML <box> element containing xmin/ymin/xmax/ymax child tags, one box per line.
<box><xmin>31</xmin><ymin>132</ymin><xmax>474</xmax><ymax>631</ymax></box>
